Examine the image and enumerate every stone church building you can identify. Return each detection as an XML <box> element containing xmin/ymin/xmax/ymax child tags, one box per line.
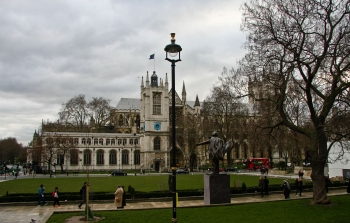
<box><xmin>29</xmin><ymin>71</ymin><xmax>207</xmax><ymax>172</ymax></box>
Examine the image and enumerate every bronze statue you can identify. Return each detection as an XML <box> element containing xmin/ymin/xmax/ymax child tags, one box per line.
<box><xmin>196</xmin><ymin>132</ymin><xmax>232</xmax><ymax>174</ymax></box>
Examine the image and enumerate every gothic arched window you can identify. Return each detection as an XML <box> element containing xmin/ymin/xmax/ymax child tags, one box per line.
<box><xmin>122</xmin><ymin>150</ymin><xmax>129</xmax><ymax>165</ymax></box>
<box><xmin>83</xmin><ymin>150</ymin><xmax>91</xmax><ymax>165</ymax></box>
<box><xmin>134</xmin><ymin>150</ymin><xmax>140</xmax><ymax>165</ymax></box>
<box><xmin>153</xmin><ymin>93</ymin><xmax>161</xmax><ymax>115</ymax></box>
<box><xmin>70</xmin><ymin>149</ymin><xmax>79</xmax><ymax>165</ymax></box>
<box><xmin>109</xmin><ymin>150</ymin><xmax>117</xmax><ymax>165</ymax></box>
<box><xmin>154</xmin><ymin>137</ymin><xmax>161</xmax><ymax>151</ymax></box>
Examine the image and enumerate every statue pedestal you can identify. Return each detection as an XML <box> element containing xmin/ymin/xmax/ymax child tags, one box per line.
<box><xmin>204</xmin><ymin>174</ymin><xmax>231</xmax><ymax>205</ymax></box>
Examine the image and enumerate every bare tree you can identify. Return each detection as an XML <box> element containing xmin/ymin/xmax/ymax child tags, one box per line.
<box><xmin>59</xmin><ymin>94</ymin><xmax>88</xmax><ymax>131</ymax></box>
<box><xmin>58</xmin><ymin>95</ymin><xmax>113</xmax><ymax>133</ymax></box>
<box><xmin>54</xmin><ymin>134</ymin><xmax>76</xmax><ymax>173</ymax></box>
<box><xmin>240</xmin><ymin>0</ymin><xmax>350</xmax><ymax>204</ymax></box>
<box><xmin>87</xmin><ymin>97</ymin><xmax>112</xmax><ymax>132</ymax></box>
<box><xmin>31</xmin><ymin>134</ymin><xmax>56</xmax><ymax>173</ymax></box>
<box><xmin>30</xmin><ymin>133</ymin><xmax>76</xmax><ymax>173</ymax></box>
<box><xmin>202</xmin><ymin>67</ymin><xmax>249</xmax><ymax>167</ymax></box>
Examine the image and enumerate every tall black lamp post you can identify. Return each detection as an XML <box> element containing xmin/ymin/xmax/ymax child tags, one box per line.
<box><xmin>164</xmin><ymin>33</ymin><xmax>182</xmax><ymax>223</ymax></box>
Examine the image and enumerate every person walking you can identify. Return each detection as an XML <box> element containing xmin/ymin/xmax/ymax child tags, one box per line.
<box><xmin>114</xmin><ymin>185</ymin><xmax>124</xmax><ymax>209</ymax></box>
<box><xmin>264</xmin><ymin>176</ymin><xmax>269</xmax><ymax>195</ymax></box>
<box><xmin>38</xmin><ymin>184</ymin><xmax>48</xmax><ymax>206</ymax></box>
<box><xmin>298</xmin><ymin>177</ymin><xmax>303</xmax><ymax>196</ymax></box>
<box><xmin>298</xmin><ymin>169</ymin><xmax>304</xmax><ymax>179</ymax></box>
<box><xmin>282</xmin><ymin>180</ymin><xmax>290</xmax><ymax>199</ymax></box>
<box><xmin>78</xmin><ymin>182</ymin><xmax>87</xmax><ymax>209</ymax></box>
<box><xmin>258</xmin><ymin>177</ymin><xmax>265</xmax><ymax>197</ymax></box>
<box><xmin>294</xmin><ymin>178</ymin><xmax>299</xmax><ymax>196</ymax></box>
<box><xmin>53</xmin><ymin>186</ymin><xmax>60</xmax><ymax>208</ymax></box>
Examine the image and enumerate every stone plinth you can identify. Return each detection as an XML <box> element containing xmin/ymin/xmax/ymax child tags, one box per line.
<box><xmin>204</xmin><ymin>174</ymin><xmax>231</xmax><ymax>205</ymax></box>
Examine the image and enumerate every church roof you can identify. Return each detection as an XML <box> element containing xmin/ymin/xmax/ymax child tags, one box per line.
<box><xmin>116</xmin><ymin>98</ymin><xmax>140</xmax><ymax>110</ymax></box>
<box><xmin>168</xmin><ymin>89</ymin><xmax>183</xmax><ymax>106</ymax></box>
<box><xmin>187</xmin><ymin>101</ymin><xmax>203</xmax><ymax>109</ymax></box>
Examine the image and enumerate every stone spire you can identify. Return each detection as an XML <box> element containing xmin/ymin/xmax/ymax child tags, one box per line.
<box><xmin>146</xmin><ymin>71</ymin><xmax>150</xmax><ymax>87</ymax></box>
<box><xmin>182</xmin><ymin>81</ymin><xmax>186</xmax><ymax>103</ymax></box>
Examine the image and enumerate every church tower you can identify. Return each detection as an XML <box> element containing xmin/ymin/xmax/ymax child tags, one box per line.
<box><xmin>140</xmin><ymin>71</ymin><xmax>169</xmax><ymax>171</ymax></box>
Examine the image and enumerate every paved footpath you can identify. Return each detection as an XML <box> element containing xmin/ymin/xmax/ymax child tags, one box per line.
<box><xmin>0</xmin><ymin>188</ymin><xmax>347</xmax><ymax>223</ymax></box>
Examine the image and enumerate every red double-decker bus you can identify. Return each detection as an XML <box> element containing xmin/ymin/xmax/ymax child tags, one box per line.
<box><xmin>245</xmin><ymin>158</ymin><xmax>270</xmax><ymax>170</ymax></box>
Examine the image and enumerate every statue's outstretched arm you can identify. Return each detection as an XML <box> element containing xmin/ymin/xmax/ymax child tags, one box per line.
<box><xmin>196</xmin><ymin>140</ymin><xmax>209</xmax><ymax>146</ymax></box>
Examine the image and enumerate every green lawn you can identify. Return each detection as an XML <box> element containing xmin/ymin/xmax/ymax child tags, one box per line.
<box><xmin>47</xmin><ymin>195</ymin><xmax>350</xmax><ymax>223</ymax></box>
<box><xmin>0</xmin><ymin>174</ymin><xmax>292</xmax><ymax>195</ymax></box>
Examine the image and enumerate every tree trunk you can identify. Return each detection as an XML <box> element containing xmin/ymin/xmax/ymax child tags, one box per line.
<box><xmin>311</xmin><ymin>160</ymin><xmax>330</xmax><ymax>204</ymax></box>
<box><xmin>310</xmin><ymin>132</ymin><xmax>330</xmax><ymax>204</ymax></box>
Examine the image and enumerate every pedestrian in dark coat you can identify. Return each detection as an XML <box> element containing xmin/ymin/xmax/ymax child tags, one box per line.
<box><xmin>78</xmin><ymin>182</ymin><xmax>87</xmax><ymax>209</ymax></box>
<box><xmin>298</xmin><ymin>169</ymin><xmax>304</xmax><ymax>179</ymax></box>
<box><xmin>298</xmin><ymin>177</ymin><xmax>303</xmax><ymax>196</ymax></box>
<box><xmin>294</xmin><ymin>178</ymin><xmax>299</xmax><ymax>195</ymax></box>
<box><xmin>264</xmin><ymin>176</ymin><xmax>269</xmax><ymax>195</ymax></box>
<box><xmin>259</xmin><ymin>177</ymin><xmax>265</xmax><ymax>197</ymax></box>
<box><xmin>282</xmin><ymin>180</ymin><xmax>290</xmax><ymax>199</ymax></box>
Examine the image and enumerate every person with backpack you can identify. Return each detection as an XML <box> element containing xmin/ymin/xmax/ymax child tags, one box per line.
<box><xmin>78</xmin><ymin>182</ymin><xmax>87</xmax><ymax>209</ymax></box>
<box><xmin>52</xmin><ymin>186</ymin><xmax>60</xmax><ymax>208</ymax></box>
<box><xmin>38</xmin><ymin>184</ymin><xmax>48</xmax><ymax>206</ymax></box>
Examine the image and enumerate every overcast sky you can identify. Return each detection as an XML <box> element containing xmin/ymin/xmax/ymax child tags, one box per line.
<box><xmin>0</xmin><ymin>0</ymin><xmax>247</xmax><ymax>146</ymax></box>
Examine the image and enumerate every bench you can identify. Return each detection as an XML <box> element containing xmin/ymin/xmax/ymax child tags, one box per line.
<box><xmin>72</xmin><ymin>172</ymin><xmax>79</xmax><ymax>176</ymax></box>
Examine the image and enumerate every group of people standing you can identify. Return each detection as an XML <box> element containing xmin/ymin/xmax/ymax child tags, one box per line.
<box><xmin>37</xmin><ymin>184</ymin><xmax>60</xmax><ymax>207</ymax></box>
<box><xmin>258</xmin><ymin>176</ymin><xmax>269</xmax><ymax>197</ymax></box>
<box><xmin>37</xmin><ymin>182</ymin><xmax>126</xmax><ymax>210</ymax></box>
<box><xmin>77</xmin><ymin>182</ymin><xmax>125</xmax><ymax>210</ymax></box>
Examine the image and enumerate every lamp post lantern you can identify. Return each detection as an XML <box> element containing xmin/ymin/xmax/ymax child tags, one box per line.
<box><xmin>164</xmin><ymin>32</ymin><xmax>182</xmax><ymax>223</ymax></box>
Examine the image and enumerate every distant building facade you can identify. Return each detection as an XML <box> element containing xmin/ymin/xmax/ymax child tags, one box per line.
<box><xmin>28</xmin><ymin>71</ymin><xmax>206</xmax><ymax>172</ymax></box>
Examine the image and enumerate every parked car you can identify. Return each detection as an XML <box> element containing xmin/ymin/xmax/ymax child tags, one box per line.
<box><xmin>224</xmin><ymin>167</ymin><xmax>238</xmax><ymax>172</ymax></box>
<box><xmin>176</xmin><ymin>169</ymin><xmax>189</xmax><ymax>174</ymax></box>
<box><xmin>111</xmin><ymin>170</ymin><xmax>127</xmax><ymax>176</ymax></box>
